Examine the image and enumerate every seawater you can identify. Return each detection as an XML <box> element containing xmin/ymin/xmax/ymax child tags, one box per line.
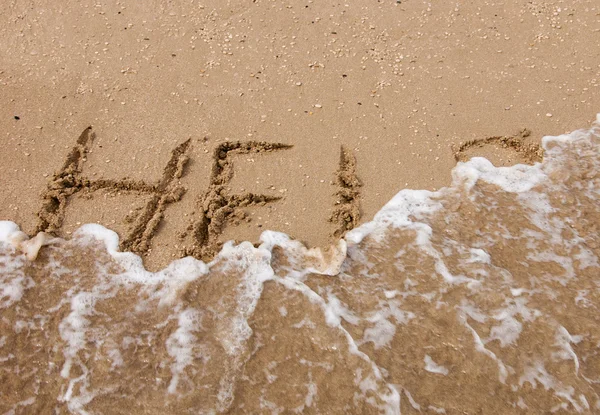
<box><xmin>1</xmin><ymin>116</ymin><xmax>600</xmax><ymax>414</ymax></box>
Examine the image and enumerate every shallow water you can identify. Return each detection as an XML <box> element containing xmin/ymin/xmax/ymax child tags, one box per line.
<box><xmin>1</xmin><ymin>116</ymin><xmax>600</xmax><ymax>414</ymax></box>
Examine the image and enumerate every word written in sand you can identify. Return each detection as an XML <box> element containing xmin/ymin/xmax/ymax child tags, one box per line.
<box><xmin>36</xmin><ymin>128</ymin><xmax>361</xmax><ymax>260</ymax></box>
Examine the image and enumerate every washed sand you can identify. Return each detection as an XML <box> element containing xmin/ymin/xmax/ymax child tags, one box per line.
<box><xmin>2</xmin><ymin>1</ymin><xmax>600</xmax><ymax>414</ymax></box>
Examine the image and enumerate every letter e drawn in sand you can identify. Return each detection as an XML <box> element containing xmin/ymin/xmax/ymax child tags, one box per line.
<box><xmin>330</xmin><ymin>146</ymin><xmax>362</xmax><ymax>238</ymax></box>
<box><xmin>181</xmin><ymin>141</ymin><xmax>292</xmax><ymax>261</ymax></box>
<box><xmin>36</xmin><ymin>127</ymin><xmax>192</xmax><ymax>254</ymax></box>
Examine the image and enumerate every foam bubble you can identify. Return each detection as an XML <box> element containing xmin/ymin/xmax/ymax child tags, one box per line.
<box><xmin>424</xmin><ymin>355</ymin><xmax>449</xmax><ymax>376</ymax></box>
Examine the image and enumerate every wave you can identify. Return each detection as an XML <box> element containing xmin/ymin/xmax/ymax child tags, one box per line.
<box><xmin>1</xmin><ymin>115</ymin><xmax>599</xmax><ymax>414</ymax></box>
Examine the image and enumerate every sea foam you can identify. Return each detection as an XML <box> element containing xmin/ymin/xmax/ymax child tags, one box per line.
<box><xmin>1</xmin><ymin>115</ymin><xmax>599</xmax><ymax>414</ymax></box>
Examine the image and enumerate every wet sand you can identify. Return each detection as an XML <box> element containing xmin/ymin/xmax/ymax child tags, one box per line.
<box><xmin>2</xmin><ymin>2</ymin><xmax>600</xmax><ymax>413</ymax></box>
<box><xmin>1</xmin><ymin>119</ymin><xmax>599</xmax><ymax>413</ymax></box>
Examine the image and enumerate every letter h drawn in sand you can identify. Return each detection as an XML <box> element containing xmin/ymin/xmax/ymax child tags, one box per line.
<box><xmin>36</xmin><ymin>126</ymin><xmax>192</xmax><ymax>254</ymax></box>
<box><xmin>182</xmin><ymin>141</ymin><xmax>292</xmax><ymax>261</ymax></box>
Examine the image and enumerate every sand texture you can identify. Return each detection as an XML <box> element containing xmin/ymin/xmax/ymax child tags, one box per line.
<box><xmin>1</xmin><ymin>0</ymin><xmax>599</xmax><ymax>269</ymax></box>
<box><xmin>2</xmin><ymin>1</ymin><xmax>600</xmax><ymax>413</ymax></box>
<box><xmin>2</xmin><ymin>119</ymin><xmax>600</xmax><ymax>413</ymax></box>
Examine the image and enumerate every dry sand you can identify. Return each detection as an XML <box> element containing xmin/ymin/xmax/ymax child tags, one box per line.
<box><xmin>1</xmin><ymin>0</ymin><xmax>599</xmax><ymax>269</ymax></box>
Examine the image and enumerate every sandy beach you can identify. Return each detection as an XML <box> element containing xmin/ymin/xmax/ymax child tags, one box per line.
<box><xmin>1</xmin><ymin>0</ymin><xmax>599</xmax><ymax>269</ymax></box>
<box><xmin>2</xmin><ymin>1</ymin><xmax>600</xmax><ymax>414</ymax></box>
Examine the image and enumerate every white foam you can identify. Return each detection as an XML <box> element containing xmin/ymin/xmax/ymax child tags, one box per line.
<box><xmin>274</xmin><ymin>277</ymin><xmax>401</xmax><ymax>414</ymax></box>
<box><xmin>466</xmin><ymin>248</ymin><xmax>491</xmax><ymax>264</ymax></box>
<box><xmin>0</xmin><ymin>268</ymin><xmax>33</xmax><ymax>309</ymax></box>
<box><xmin>291</xmin><ymin>318</ymin><xmax>316</xmax><ymax>329</ymax></box>
<box><xmin>552</xmin><ymin>326</ymin><xmax>582</xmax><ymax>376</ymax></box>
<box><xmin>486</xmin><ymin>297</ymin><xmax>539</xmax><ymax>347</ymax></box>
<box><xmin>292</xmin><ymin>375</ymin><xmax>318</xmax><ymax>413</ymax></box>
<box><xmin>73</xmin><ymin>225</ymin><xmax>209</xmax><ymax>289</ymax></box>
<box><xmin>402</xmin><ymin>388</ymin><xmax>421</xmax><ymax>410</ymax></box>
<box><xmin>0</xmin><ymin>221</ymin><xmax>22</xmax><ymax>242</ymax></box>
<box><xmin>4</xmin><ymin>397</ymin><xmax>36</xmax><ymax>414</ymax></box>
<box><xmin>0</xmin><ymin>224</ymin><xmax>34</xmax><ymax>309</ymax></box>
<box><xmin>166</xmin><ymin>308</ymin><xmax>204</xmax><ymax>394</ymax></box>
<box><xmin>519</xmin><ymin>360</ymin><xmax>588</xmax><ymax>412</ymax></box>
<box><xmin>346</xmin><ymin>114</ymin><xmax>600</xmax><ymax>255</ymax></box>
<box><xmin>459</xmin><ymin>311</ymin><xmax>509</xmax><ymax>384</ymax></box>
<box><xmin>215</xmin><ymin>241</ymin><xmax>274</xmax><ymax>357</ymax></box>
<box><xmin>346</xmin><ymin>189</ymin><xmax>443</xmax><ymax>246</ymax></box>
<box><xmin>59</xmin><ymin>292</ymin><xmax>96</xmax><ymax>379</ymax></box>
<box><xmin>424</xmin><ymin>355</ymin><xmax>449</xmax><ymax>376</ymax></box>
<box><xmin>362</xmin><ymin>299</ymin><xmax>414</xmax><ymax>349</ymax></box>
<box><xmin>455</xmin><ymin>157</ymin><xmax>546</xmax><ymax>193</ymax></box>
<box><xmin>1</xmin><ymin>115</ymin><xmax>599</xmax><ymax>414</ymax></box>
